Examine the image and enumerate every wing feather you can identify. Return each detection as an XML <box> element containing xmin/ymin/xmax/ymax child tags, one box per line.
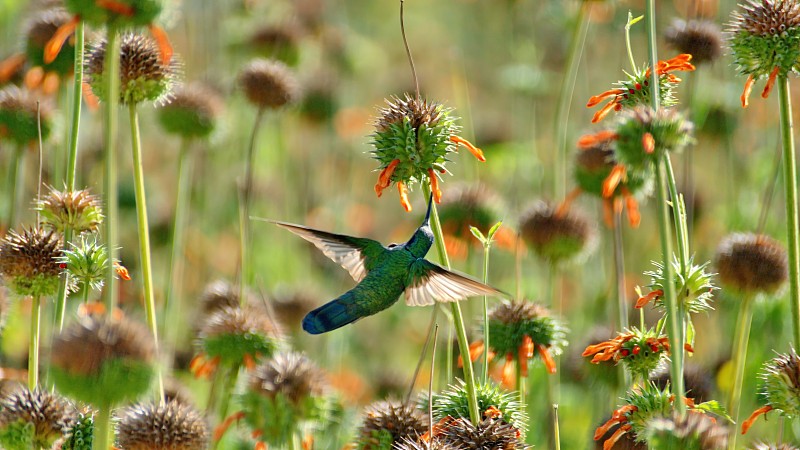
<box><xmin>404</xmin><ymin>260</ymin><xmax>507</xmax><ymax>306</ymax></box>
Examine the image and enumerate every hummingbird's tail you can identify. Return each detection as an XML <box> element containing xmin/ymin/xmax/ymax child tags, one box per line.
<box><xmin>302</xmin><ymin>292</ymin><xmax>361</xmax><ymax>334</ymax></box>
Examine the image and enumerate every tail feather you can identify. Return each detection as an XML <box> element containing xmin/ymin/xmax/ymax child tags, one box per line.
<box><xmin>302</xmin><ymin>292</ymin><xmax>360</xmax><ymax>334</ymax></box>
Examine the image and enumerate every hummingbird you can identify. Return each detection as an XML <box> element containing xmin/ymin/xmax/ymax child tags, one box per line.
<box><xmin>262</xmin><ymin>196</ymin><xmax>506</xmax><ymax>334</ymax></box>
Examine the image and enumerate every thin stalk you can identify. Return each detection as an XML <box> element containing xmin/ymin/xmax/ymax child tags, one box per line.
<box><xmin>682</xmin><ymin>71</ymin><xmax>697</xmax><ymax>239</ymax></box>
<box><xmin>726</xmin><ymin>294</ymin><xmax>754</xmax><ymax>450</ymax></box>
<box><xmin>553</xmin><ymin>1</ymin><xmax>591</xmax><ymax>199</ymax></box>
<box><xmin>54</xmin><ymin>226</ymin><xmax>73</xmax><ymax>331</ymax></box>
<box><xmin>239</xmin><ymin>108</ymin><xmax>265</xmax><ymax>305</ymax></box>
<box><xmin>553</xmin><ymin>404</ymin><xmax>561</xmax><ymax>450</ymax></box>
<box><xmin>128</xmin><ymin>103</ymin><xmax>164</xmax><ymax>402</ymax></box>
<box><xmin>92</xmin><ymin>404</ymin><xmax>111</xmax><ymax>450</ymax></box>
<box><xmin>103</xmin><ymin>26</ymin><xmax>120</xmax><ymax>311</ymax></box>
<box><xmin>28</xmin><ymin>295</ymin><xmax>41</xmax><ymax>389</ymax></box>
<box><xmin>6</xmin><ymin>145</ymin><xmax>24</xmax><ymax>229</ymax></box>
<box><xmin>664</xmin><ymin>156</ymin><xmax>688</xmax><ymax>273</ymax></box>
<box><xmin>66</xmin><ymin>21</ymin><xmax>84</xmax><ymax>188</ymax></box>
<box><xmin>481</xmin><ymin>239</ymin><xmax>491</xmax><ymax>384</ymax></box>
<box><xmin>422</xmin><ymin>183</ymin><xmax>480</xmax><ymax>425</ymax></box>
<box><xmin>612</xmin><ymin>210</ymin><xmax>631</xmax><ymax>388</ymax></box>
<box><xmin>778</xmin><ymin>76</ymin><xmax>800</xmax><ymax>350</ymax></box>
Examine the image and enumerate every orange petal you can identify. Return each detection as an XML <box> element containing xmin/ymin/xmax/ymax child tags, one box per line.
<box><xmin>214</xmin><ymin>411</ymin><xmax>246</xmax><ymax>441</ymax></box>
<box><xmin>635</xmin><ymin>289</ymin><xmax>663</xmax><ymax>309</ymax></box>
<box><xmin>82</xmin><ymin>82</ymin><xmax>100</xmax><ymax>111</ymax></box>
<box><xmin>428</xmin><ymin>169</ymin><xmax>442</xmax><ymax>203</ymax></box>
<box><xmin>243</xmin><ymin>353</ymin><xmax>257</xmax><ymax>370</ymax></box>
<box><xmin>24</xmin><ymin>67</ymin><xmax>45</xmax><ymax>91</ymax></box>
<box><xmin>519</xmin><ymin>335</ymin><xmax>533</xmax><ymax>378</ymax></box>
<box><xmin>591</xmin><ymin>99</ymin><xmax>618</xmax><ymax>123</ymax></box>
<box><xmin>149</xmin><ymin>24</ymin><xmax>174</xmax><ymax>65</ymax></box>
<box><xmin>255</xmin><ymin>443</ymin><xmax>267</xmax><ymax>450</ymax></box>
<box><xmin>762</xmin><ymin>66</ymin><xmax>780</xmax><ymax>99</ymax></box>
<box><xmin>398</xmin><ymin>182</ymin><xmax>412</xmax><ymax>212</ymax></box>
<box><xmin>302</xmin><ymin>435</ymin><xmax>314</xmax><ymax>450</ymax></box>
<box><xmin>42</xmin><ymin>72</ymin><xmax>60</xmax><ymax>96</ymax></box>
<box><xmin>587</xmin><ymin>89</ymin><xmax>624</xmax><ymax>107</ymax></box>
<box><xmin>450</xmin><ymin>135</ymin><xmax>486</xmax><ymax>162</ymax></box>
<box><xmin>501</xmin><ymin>353</ymin><xmax>515</xmax><ymax>389</ymax></box>
<box><xmin>742</xmin><ymin>405</ymin><xmax>773</xmax><ymax>434</ymax></box>
<box><xmin>577</xmin><ymin>130</ymin><xmax>618</xmax><ymax>149</ymax></box>
<box><xmin>642</xmin><ymin>132</ymin><xmax>655</xmax><ymax>154</ymax></box>
<box><xmin>189</xmin><ymin>354</ymin><xmax>206</xmax><ymax>375</ymax></box>
<box><xmin>603</xmin><ymin>424</ymin><xmax>632</xmax><ymax>450</ymax></box>
<box><xmin>484</xmin><ymin>405</ymin><xmax>503</xmax><ymax>419</ymax></box>
<box><xmin>602</xmin><ymin>199</ymin><xmax>614</xmax><ymax>228</ymax></box>
<box><xmin>374</xmin><ymin>159</ymin><xmax>400</xmax><ymax>197</ymax></box>
<box><xmin>0</xmin><ymin>53</ymin><xmax>26</xmax><ymax>83</ymax></box>
<box><xmin>96</xmin><ymin>0</ymin><xmax>135</xmax><ymax>15</ymax></box>
<box><xmin>594</xmin><ymin>416</ymin><xmax>624</xmax><ymax>441</ymax></box>
<box><xmin>602</xmin><ymin>165</ymin><xmax>626</xmax><ymax>198</ymax></box>
<box><xmin>114</xmin><ymin>262</ymin><xmax>131</xmax><ymax>280</ymax></box>
<box><xmin>556</xmin><ymin>188</ymin><xmax>582</xmax><ymax>218</ymax></box>
<box><xmin>44</xmin><ymin>16</ymin><xmax>79</xmax><ymax>65</ymax></box>
<box><xmin>622</xmin><ymin>187</ymin><xmax>640</xmax><ymax>228</ymax></box>
<box><xmin>458</xmin><ymin>340</ymin><xmax>485</xmax><ymax>367</ymax></box>
<box><xmin>741</xmin><ymin>74</ymin><xmax>755</xmax><ymax>108</ymax></box>
<box><xmin>537</xmin><ymin>343</ymin><xmax>557</xmax><ymax>374</ymax></box>
<box><xmin>582</xmin><ymin>341</ymin><xmax>615</xmax><ymax>357</ymax></box>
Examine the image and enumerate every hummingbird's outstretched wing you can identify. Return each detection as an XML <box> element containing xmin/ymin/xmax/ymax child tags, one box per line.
<box><xmin>404</xmin><ymin>259</ymin><xmax>508</xmax><ymax>306</ymax></box>
<box><xmin>271</xmin><ymin>221</ymin><xmax>385</xmax><ymax>282</ymax></box>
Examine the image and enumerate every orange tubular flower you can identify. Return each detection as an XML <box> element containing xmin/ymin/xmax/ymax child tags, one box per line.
<box><xmin>43</xmin><ymin>16</ymin><xmax>80</xmax><ymax>65</ymax></box>
<box><xmin>761</xmin><ymin>66</ymin><xmax>780</xmax><ymax>99</ymax></box>
<box><xmin>577</xmin><ymin>130</ymin><xmax>618</xmax><ymax>149</ymax></box>
<box><xmin>741</xmin><ymin>405</ymin><xmax>773</xmax><ymax>434</ymax></box>
<box><xmin>428</xmin><ymin>169</ymin><xmax>442</xmax><ymax>203</ymax></box>
<box><xmin>0</xmin><ymin>53</ymin><xmax>26</xmax><ymax>83</ymax></box>
<box><xmin>397</xmin><ymin>182</ymin><xmax>412</xmax><ymax>212</ymax></box>
<box><xmin>450</xmin><ymin>135</ymin><xmax>486</xmax><ymax>162</ymax></box>
<box><xmin>374</xmin><ymin>159</ymin><xmax>400</xmax><ymax>197</ymax></box>
<box><xmin>537</xmin><ymin>343</ymin><xmax>556</xmax><ymax>374</ymax></box>
<box><xmin>214</xmin><ymin>411</ymin><xmax>246</xmax><ymax>441</ymax></box>
<box><xmin>642</xmin><ymin>132</ymin><xmax>655</xmax><ymax>154</ymax></box>
<box><xmin>518</xmin><ymin>335</ymin><xmax>534</xmax><ymax>377</ymax></box>
<box><xmin>602</xmin><ymin>165</ymin><xmax>627</xmax><ymax>198</ymax></box>
<box><xmin>635</xmin><ymin>289</ymin><xmax>663</xmax><ymax>309</ymax></box>
<box><xmin>189</xmin><ymin>354</ymin><xmax>220</xmax><ymax>379</ymax></box>
<box><xmin>501</xmin><ymin>353</ymin><xmax>515</xmax><ymax>388</ymax></box>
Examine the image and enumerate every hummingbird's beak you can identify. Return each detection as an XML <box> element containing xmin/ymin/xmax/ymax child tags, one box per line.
<box><xmin>423</xmin><ymin>192</ymin><xmax>433</xmax><ymax>226</ymax></box>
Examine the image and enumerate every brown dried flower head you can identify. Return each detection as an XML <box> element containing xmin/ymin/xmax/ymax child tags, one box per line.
<box><xmin>356</xmin><ymin>400</ymin><xmax>428</xmax><ymax>450</ymax></box>
<box><xmin>199</xmin><ymin>304</ymin><xmax>281</xmax><ymax>340</ymax></box>
<box><xmin>0</xmin><ymin>385</ymin><xmax>76</xmax><ymax>449</ymax></box>
<box><xmin>117</xmin><ymin>400</ymin><xmax>210</xmax><ymax>450</ymax></box>
<box><xmin>0</xmin><ymin>227</ymin><xmax>62</xmax><ymax>297</ymax></box>
<box><xmin>198</xmin><ymin>279</ymin><xmax>242</xmax><ymax>316</ymax></box>
<box><xmin>36</xmin><ymin>186</ymin><xmax>102</xmax><ymax>234</ymax></box>
<box><xmin>434</xmin><ymin>417</ymin><xmax>530</xmax><ymax>449</ymax></box>
<box><xmin>519</xmin><ymin>201</ymin><xmax>596</xmax><ymax>264</ymax></box>
<box><xmin>249</xmin><ymin>351</ymin><xmax>326</xmax><ymax>405</ymax></box>
<box><xmin>664</xmin><ymin>19</ymin><xmax>723</xmax><ymax>65</ymax></box>
<box><xmin>238</xmin><ymin>58</ymin><xmax>299</xmax><ymax>109</ymax></box>
<box><xmin>715</xmin><ymin>233</ymin><xmax>788</xmax><ymax>295</ymax></box>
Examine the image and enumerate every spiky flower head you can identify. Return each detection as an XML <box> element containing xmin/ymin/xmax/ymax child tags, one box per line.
<box><xmin>370</xmin><ymin>94</ymin><xmax>485</xmax><ymax>212</ymax></box>
<box><xmin>751</xmin><ymin>444</ymin><xmax>800</xmax><ymax>450</ymax></box>
<box><xmin>85</xmin><ymin>32</ymin><xmax>180</xmax><ymax>105</ymax></box>
<box><xmin>61</xmin><ymin>411</ymin><xmax>93</xmax><ymax>450</ymax></box>
<box><xmin>394</xmin><ymin>437</ymin><xmax>460</xmax><ymax>450</ymax></box>
<box><xmin>238</xmin><ymin>58</ymin><xmax>299</xmax><ymax>110</ymax></box>
<box><xmin>36</xmin><ymin>186</ymin><xmax>102</xmax><ymax>234</ymax></box>
<box><xmin>583</xmin><ymin>327</ymin><xmax>672</xmax><ymax>382</ymax></box>
<box><xmin>613</xmin><ymin>107</ymin><xmax>695</xmax><ymax>171</ymax></box>
<box><xmin>116</xmin><ymin>401</ymin><xmax>209</xmax><ymax>450</ymax></box>
<box><xmin>24</xmin><ymin>7</ymin><xmax>75</xmax><ymax>75</ymax></box>
<box><xmin>728</xmin><ymin>0</ymin><xmax>800</xmax><ymax>107</ymax></box>
<box><xmin>429</xmin><ymin>380</ymin><xmax>528</xmax><ymax>437</ymax></box>
<box><xmin>57</xmin><ymin>235</ymin><xmax>109</xmax><ymax>294</ymax></box>
<box><xmin>242</xmin><ymin>351</ymin><xmax>328</xmax><ymax>448</ymax></box>
<box><xmin>665</xmin><ymin>19</ymin><xmax>724</xmax><ymax>66</ymax></box>
<box><xmin>761</xmin><ymin>348</ymin><xmax>800</xmax><ymax>416</ymax></box>
<box><xmin>355</xmin><ymin>400</ymin><xmax>428</xmax><ymax>450</ymax></box>
<box><xmin>645</xmin><ymin>412</ymin><xmax>728</xmax><ymax>450</ymax></box>
<box><xmin>0</xmin><ymin>86</ymin><xmax>52</xmax><ymax>145</ymax></box>
<box><xmin>65</xmin><ymin>0</ymin><xmax>161</xmax><ymax>27</ymax></box>
<box><xmin>715</xmin><ymin>233</ymin><xmax>788</xmax><ymax>296</ymax></box>
<box><xmin>50</xmin><ymin>315</ymin><xmax>155</xmax><ymax>406</ymax></box>
<box><xmin>0</xmin><ymin>227</ymin><xmax>62</xmax><ymax>297</ymax></box>
<box><xmin>594</xmin><ymin>383</ymin><xmax>675</xmax><ymax>448</ymax></box>
<box><xmin>519</xmin><ymin>202</ymin><xmax>596</xmax><ymax>265</ymax></box>
<box><xmin>0</xmin><ymin>386</ymin><xmax>75</xmax><ymax>450</ymax></box>
<box><xmin>157</xmin><ymin>82</ymin><xmax>223</xmax><ymax>139</ymax></box>
<box><xmin>431</xmin><ymin>416</ymin><xmax>530</xmax><ymax>450</ymax></box>
<box><xmin>636</xmin><ymin>255</ymin><xmax>717</xmax><ymax>314</ymax></box>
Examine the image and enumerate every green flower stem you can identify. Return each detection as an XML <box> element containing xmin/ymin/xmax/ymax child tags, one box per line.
<box><xmin>553</xmin><ymin>404</ymin><xmax>561</xmax><ymax>450</ymax></box>
<box><xmin>239</xmin><ymin>108</ymin><xmax>265</xmax><ymax>305</ymax></box>
<box><xmin>554</xmin><ymin>0</ymin><xmax>591</xmax><ymax>199</ymax></box>
<box><xmin>128</xmin><ymin>103</ymin><xmax>164</xmax><ymax>402</ymax></box>
<box><xmin>612</xmin><ymin>210</ymin><xmax>632</xmax><ymax>389</ymax></box>
<box><xmin>103</xmin><ymin>26</ymin><xmax>120</xmax><ymax>312</ymax></box>
<box><xmin>516</xmin><ymin>362</ymin><xmax>526</xmax><ymax>407</ymax></box>
<box><xmin>726</xmin><ymin>294</ymin><xmax>754</xmax><ymax>450</ymax></box>
<box><xmin>28</xmin><ymin>295</ymin><xmax>41</xmax><ymax>390</ymax></box>
<box><xmin>54</xmin><ymin>226</ymin><xmax>73</xmax><ymax>331</ymax></box>
<box><xmin>66</xmin><ymin>20</ymin><xmax>84</xmax><ymax>189</ymax></box>
<box><xmin>682</xmin><ymin>71</ymin><xmax>697</xmax><ymax>238</ymax></box>
<box><xmin>82</xmin><ymin>279</ymin><xmax>90</xmax><ymax>304</ymax></box>
<box><xmin>778</xmin><ymin>76</ymin><xmax>800</xmax><ymax>350</ymax></box>
<box><xmin>664</xmin><ymin>156</ymin><xmax>689</xmax><ymax>274</ymax></box>
<box><xmin>6</xmin><ymin>144</ymin><xmax>24</xmax><ymax>229</ymax></box>
<box><xmin>481</xmin><ymin>238</ymin><xmax>491</xmax><ymax>384</ymax></box>
<box><xmin>213</xmin><ymin>367</ymin><xmax>240</xmax><ymax>450</ymax></box>
<box><xmin>423</xmin><ymin>183</ymin><xmax>480</xmax><ymax>425</ymax></box>
<box><xmin>93</xmin><ymin>404</ymin><xmax>111</xmax><ymax>450</ymax></box>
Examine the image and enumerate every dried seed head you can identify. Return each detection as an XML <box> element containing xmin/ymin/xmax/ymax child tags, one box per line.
<box><xmin>0</xmin><ymin>86</ymin><xmax>52</xmax><ymax>145</ymax></box>
<box><xmin>198</xmin><ymin>279</ymin><xmax>241</xmax><ymax>316</ymax></box>
<box><xmin>519</xmin><ymin>201</ymin><xmax>596</xmax><ymax>264</ymax></box>
<box><xmin>117</xmin><ymin>401</ymin><xmax>210</xmax><ymax>450</ymax></box>
<box><xmin>24</xmin><ymin>7</ymin><xmax>75</xmax><ymax>74</ymax></box>
<box><xmin>431</xmin><ymin>381</ymin><xmax>528</xmax><ymax>437</ymax></box>
<box><xmin>728</xmin><ymin>0</ymin><xmax>800</xmax><ymax>80</ymax></box>
<box><xmin>436</xmin><ymin>417</ymin><xmax>529</xmax><ymax>450</ymax></box>
<box><xmin>394</xmin><ymin>437</ymin><xmax>460</xmax><ymax>450</ymax></box>
<box><xmin>356</xmin><ymin>400</ymin><xmax>428</xmax><ymax>450</ymax></box>
<box><xmin>36</xmin><ymin>186</ymin><xmax>103</xmax><ymax>234</ymax></box>
<box><xmin>157</xmin><ymin>82</ymin><xmax>224</xmax><ymax>139</ymax></box>
<box><xmin>271</xmin><ymin>288</ymin><xmax>316</xmax><ymax>327</ymax></box>
<box><xmin>85</xmin><ymin>33</ymin><xmax>180</xmax><ymax>105</ymax></box>
<box><xmin>664</xmin><ymin>19</ymin><xmax>723</xmax><ymax>65</ymax></box>
<box><xmin>249</xmin><ymin>351</ymin><xmax>326</xmax><ymax>404</ymax></box>
<box><xmin>50</xmin><ymin>315</ymin><xmax>155</xmax><ymax>406</ymax></box>
<box><xmin>645</xmin><ymin>412</ymin><xmax>728</xmax><ymax>450</ymax></box>
<box><xmin>752</xmin><ymin>443</ymin><xmax>800</xmax><ymax>450</ymax></box>
<box><xmin>65</xmin><ymin>0</ymin><xmax>161</xmax><ymax>27</ymax></box>
<box><xmin>650</xmin><ymin>363</ymin><xmax>715</xmax><ymax>403</ymax></box>
<box><xmin>0</xmin><ymin>386</ymin><xmax>75</xmax><ymax>450</ymax></box>
<box><xmin>614</xmin><ymin>107</ymin><xmax>694</xmax><ymax>170</ymax></box>
<box><xmin>760</xmin><ymin>347</ymin><xmax>800</xmax><ymax>417</ymax></box>
<box><xmin>249</xmin><ymin>24</ymin><xmax>301</xmax><ymax>65</ymax></box>
<box><xmin>0</xmin><ymin>227</ymin><xmax>62</xmax><ymax>297</ymax></box>
<box><xmin>238</xmin><ymin>58</ymin><xmax>299</xmax><ymax>109</ymax></box>
<box><xmin>715</xmin><ymin>233</ymin><xmax>788</xmax><ymax>295</ymax></box>
<box><xmin>198</xmin><ymin>304</ymin><xmax>281</xmax><ymax>367</ymax></box>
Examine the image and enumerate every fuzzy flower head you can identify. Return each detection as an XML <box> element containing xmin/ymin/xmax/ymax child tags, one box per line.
<box><xmin>429</xmin><ymin>380</ymin><xmax>528</xmax><ymax>437</ymax></box>
<box><xmin>742</xmin><ymin>347</ymin><xmax>800</xmax><ymax>434</ymax></box>
<box><xmin>85</xmin><ymin>32</ymin><xmax>180</xmax><ymax>105</ymax></box>
<box><xmin>355</xmin><ymin>400</ymin><xmax>428</xmax><ymax>450</ymax></box>
<box><xmin>635</xmin><ymin>255</ymin><xmax>717</xmax><ymax>314</ymax></box>
<box><xmin>425</xmin><ymin>416</ymin><xmax>530</xmax><ymax>450</ymax></box>
<box><xmin>586</xmin><ymin>54</ymin><xmax>695</xmax><ymax>123</ymax></box>
<box><xmin>583</xmin><ymin>327</ymin><xmax>675</xmax><ymax>381</ymax></box>
<box><xmin>116</xmin><ymin>401</ymin><xmax>209</xmax><ymax>450</ymax></box>
<box><xmin>519</xmin><ymin>202</ymin><xmax>597</xmax><ymax>265</ymax></box>
<box><xmin>238</xmin><ymin>58</ymin><xmax>299</xmax><ymax>110</ymax></box>
<box><xmin>0</xmin><ymin>86</ymin><xmax>52</xmax><ymax>145</ymax></box>
<box><xmin>0</xmin><ymin>386</ymin><xmax>76</xmax><ymax>450</ymax></box>
<box><xmin>371</xmin><ymin>94</ymin><xmax>485</xmax><ymax>212</ymax></box>
<box><xmin>0</xmin><ymin>227</ymin><xmax>62</xmax><ymax>298</ymax></box>
<box><xmin>728</xmin><ymin>0</ymin><xmax>800</xmax><ymax>107</ymax></box>
<box><xmin>715</xmin><ymin>233</ymin><xmax>788</xmax><ymax>296</ymax></box>
<box><xmin>50</xmin><ymin>314</ymin><xmax>155</xmax><ymax>407</ymax></box>
<box><xmin>157</xmin><ymin>82</ymin><xmax>223</xmax><ymax>139</ymax></box>
<box><xmin>36</xmin><ymin>186</ymin><xmax>102</xmax><ymax>234</ymax></box>
<box><xmin>644</xmin><ymin>411</ymin><xmax>728</xmax><ymax>450</ymax></box>
<box><xmin>665</xmin><ymin>19</ymin><xmax>724</xmax><ymax>66</ymax></box>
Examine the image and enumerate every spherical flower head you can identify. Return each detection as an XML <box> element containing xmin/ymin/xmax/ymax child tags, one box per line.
<box><xmin>0</xmin><ymin>227</ymin><xmax>62</xmax><ymax>298</ymax></box>
<box><xmin>242</xmin><ymin>352</ymin><xmax>328</xmax><ymax>447</ymax></box>
<box><xmin>371</xmin><ymin>94</ymin><xmax>485</xmax><ymax>212</ymax></box>
<box><xmin>0</xmin><ymin>386</ymin><xmax>76</xmax><ymax>450</ymax></box>
<box><xmin>195</xmin><ymin>304</ymin><xmax>281</xmax><ymax>372</ymax></box>
<box><xmin>198</xmin><ymin>279</ymin><xmax>242</xmax><ymax>316</ymax></box>
<box><xmin>25</xmin><ymin>7</ymin><xmax>76</xmax><ymax>75</ymax></box>
<box><xmin>249</xmin><ymin>24</ymin><xmax>301</xmax><ymax>66</ymax></box>
<box><xmin>36</xmin><ymin>186</ymin><xmax>103</xmax><ymax>234</ymax></box>
<box><xmin>355</xmin><ymin>400</ymin><xmax>428</xmax><ymax>450</ymax></box>
<box><xmin>57</xmin><ymin>235</ymin><xmax>109</xmax><ymax>293</ymax></box>
<box><xmin>715</xmin><ymin>233</ymin><xmax>788</xmax><ymax>296</ymax></box>
<box><xmin>519</xmin><ymin>202</ymin><xmax>597</xmax><ymax>265</ymax></box>
<box><xmin>238</xmin><ymin>58</ymin><xmax>299</xmax><ymax>110</ymax></box>
<box><xmin>65</xmin><ymin>0</ymin><xmax>161</xmax><ymax>27</ymax></box>
<box><xmin>583</xmin><ymin>327</ymin><xmax>672</xmax><ymax>381</ymax></box>
<box><xmin>665</xmin><ymin>19</ymin><xmax>724</xmax><ymax>66</ymax></box>
<box><xmin>157</xmin><ymin>82</ymin><xmax>223</xmax><ymax>139</ymax></box>
<box><xmin>431</xmin><ymin>416</ymin><xmax>530</xmax><ymax>449</ymax></box>
<box><xmin>636</xmin><ymin>255</ymin><xmax>717</xmax><ymax>313</ymax></box>
<box><xmin>61</xmin><ymin>411</ymin><xmax>93</xmax><ymax>450</ymax></box>
<box><xmin>644</xmin><ymin>412</ymin><xmax>728</xmax><ymax>450</ymax></box>
<box><xmin>50</xmin><ymin>315</ymin><xmax>155</xmax><ymax>406</ymax></box>
<box><xmin>614</xmin><ymin>107</ymin><xmax>694</xmax><ymax>170</ymax></box>
<box><xmin>761</xmin><ymin>348</ymin><xmax>800</xmax><ymax>417</ymax></box>
<box><xmin>85</xmin><ymin>32</ymin><xmax>180</xmax><ymax>105</ymax></box>
<box><xmin>728</xmin><ymin>0</ymin><xmax>800</xmax><ymax>107</ymax></box>
<box><xmin>0</xmin><ymin>86</ymin><xmax>52</xmax><ymax>145</ymax></box>
<box><xmin>429</xmin><ymin>380</ymin><xmax>528</xmax><ymax>437</ymax></box>
<box><xmin>116</xmin><ymin>401</ymin><xmax>209</xmax><ymax>450</ymax></box>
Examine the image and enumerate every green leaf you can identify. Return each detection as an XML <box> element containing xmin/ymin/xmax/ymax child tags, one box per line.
<box><xmin>693</xmin><ymin>400</ymin><xmax>733</xmax><ymax>423</ymax></box>
<box><xmin>487</xmin><ymin>221</ymin><xmax>503</xmax><ymax>240</ymax></box>
<box><xmin>470</xmin><ymin>226</ymin><xmax>486</xmax><ymax>243</ymax></box>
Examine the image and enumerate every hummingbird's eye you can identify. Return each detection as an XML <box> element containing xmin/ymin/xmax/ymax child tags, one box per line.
<box><xmin>388</xmin><ymin>243</ymin><xmax>399</xmax><ymax>248</ymax></box>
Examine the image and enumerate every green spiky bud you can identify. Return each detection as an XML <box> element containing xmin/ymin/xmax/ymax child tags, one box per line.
<box><xmin>61</xmin><ymin>411</ymin><xmax>93</xmax><ymax>450</ymax></box>
<box><xmin>0</xmin><ymin>86</ymin><xmax>52</xmax><ymax>145</ymax></box>
<box><xmin>641</xmin><ymin>255</ymin><xmax>717</xmax><ymax>313</ymax></box>
<box><xmin>0</xmin><ymin>386</ymin><xmax>76</xmax><ymax>450</ymax></box>
<box><xmin>57</xmin><ymin>235</ymin><xmax>109</xmax><ymax>294</ymax></box>
<box><xmin>519</xmin><ymin>202</ymin><xmax>596</xmax><ymax>265</ymax></box>
<box><xmin>429</xmin><ymin>381</ymin><xmax>528</xmax><ymax>437</ymax></box>
<box><xmin>355</xmin><ymin>400</ymin><xmax>428</xmax><ymax>450</ymax></box>
<box><xmin>760</xmin><ymin>348</ymin><xmax>800</xmax><ymax>418</ymax></box>
<box><xmin>65</xmin><ymin>0</ymin><xmax>161</xmax><ymax>27</ymax></box>
<box><xmin>645</xmin><ymin>412</ymin><xmax>728</xmax><ymax>450</ymax></box>
<box><xmin>25</xmin><ymin>7</ymin><xmax>75</xmax><ymax>75</ymax></box>
<box><xmin>614</xmin><ymin>107</ymin><xmax>694</xmax><ymax>171</ymax></box>
<box><xmin>198</xmin><ymin>304</ymin><xmax>281</xmax><ymax>369</ymax></box>
<box><xmin>117</xmin><ymin>401</ymin><xmax>209</xmax><ymax>450</ymax></box>
<box><xmin>728</xmin><ymin>1</ymin><xmax>800</xmax><ymax>81</ymax></box>
<box><xmin>157</xmin><ymin>82</ymin><xmax>223</xmax><ymax>139</ymax></box>
<box><xmin>0</xmin><ymin>227</ymin><xmax>62</xmax><ymax>298</ymax></box>
<box><xmin>486</xmin><ymin>301</ymin><xmax>568</xmax><ymax>366</ymax></box>
<box><xmin>36</xmin><ymin>186</ymin><xmax>103</xmax><ymax>234</ymax></box>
